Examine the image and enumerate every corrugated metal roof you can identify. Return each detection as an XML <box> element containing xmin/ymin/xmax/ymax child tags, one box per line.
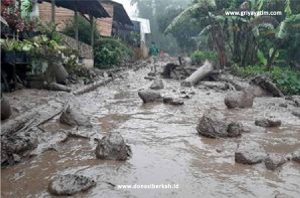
<box><xmin>40</xmin><ymin>0</ymin><xmax>110</xmax><ymax>18</ymax></box>
<box><xmin>102</xmin><ymin>0</ymin><xmax>133</xmax><ymax>26</ymax></box>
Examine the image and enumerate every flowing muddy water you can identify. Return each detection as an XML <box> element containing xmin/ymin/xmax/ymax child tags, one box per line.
<box><xmin>1</xmin><ymin>67</ymin><xmax>300</xmax><ymax>198</ymax></box>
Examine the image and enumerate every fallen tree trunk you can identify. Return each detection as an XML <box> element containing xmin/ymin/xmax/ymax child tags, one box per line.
<box><xmin>48</xmin><ymin>82</ymin><xmax>72</xmax><ymax>92</ymax></box>
<box><xmin>181</xmin><ymin>61</ymin><xmax>214</xmax><ymax>87</ymax></box>
<box><xmin>1</xmin><ymin>101</ymin><xmax>63</xmax><ymax>136</ymax></box>
<box><xmin>73</xmin><ymin>78</ymin><xmax>112</xmax><ymax>96</ymax></box>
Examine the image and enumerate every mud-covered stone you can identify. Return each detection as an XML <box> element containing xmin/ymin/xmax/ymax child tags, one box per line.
<box><xmin>150</xmin><ymin>79</ymin><xmax>164</xmax><ymax>90</ymax></box>
<box><xmin>1</xmin><ymin>97</ymin><xmax>12</xmax><ymax>120</ymax></box>
<box><xmin>1</xmin><ymin>132</ymin><xmax>38</xmax><ymax>165</ymax></box>
<box><xmin>95</xmin><ymin>133</ymin><xmax>131</xmax><ymax>161</ymax></box>
<box><xmin>264</xmin><ymin>153</ymin><xmax>286</xmax><ymax>170</ymax></box>
<box><xmin>138</xmin><ymin>89</ymin><xmax>162</xmax><ymax>103</ymax></box>
<box><xmin>196</xmin><ymin>111</ymin><xmax>243</xmax><ymax>138</ymax></box>
<box><xmin>224</xmin><ymin>91</ymin><xmax>254</xmax><ymax>109</ymax></box>
<box><xmin>292</xmin><ymin>110</ymin><xmax>300</xmax><ymax>119</ymax></box>
<box><xmin>235</xmin><ymin>141</ymin><xmax>267</xmax><ymax>164</ymax></box>
<box><xmin>291</xmin><ymin>149</ymin><xmax>300</xmax><ymax>163</ymax></box>
<box><xmin>163</xmin><ymin>97</ymin><xmax>184</xmax><ymax>106</ymax></box>
<box><xmin>250</xmin><ymin>75</ymin><xmax>284</xmax><ymax>97</ymax></box>
<box><xmin>60</xmin><ymin>105</ymin><xmax>92</xmax><ymax>127</ymax></box>
<box><xmin>48</xmin><ymin>174</ymin><xmax>96</xmax><ymax>196</ymax></box>
<box><xmin>255</xmin><ymin>118</ymin><xmax>281</xmax><ymax>128</ymax></box>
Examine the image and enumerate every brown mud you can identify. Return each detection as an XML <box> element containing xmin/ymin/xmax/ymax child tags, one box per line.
<box><xmin>1</xmin><ymin>64</ymin><xmax>300</xmax><ymax>198</ymax></box>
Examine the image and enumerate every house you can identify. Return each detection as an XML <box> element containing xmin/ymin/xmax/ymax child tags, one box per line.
<box><xmin>36</xmin><ymin>0</ymin><xmax>136</xmax><ymax>66</ymax></box>
<box><xmin>97</xmin><ymin>0</ymin><xmax>134</xmax><ymax>38</ymax></box>
<box><xmin>131</xmin><ymin>17</ymin><xmax>151</xmax><ymax>58</ymax></box>
<box><xmin>36</xmin><ymin>0</ymin><xmax>110</xmax><ymax>68</ymax></box>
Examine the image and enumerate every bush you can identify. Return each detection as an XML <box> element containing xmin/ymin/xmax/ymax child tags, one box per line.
<box><xmin>62</xmin><ymin>16</ymin><xmax>100</xmax><ymax>45</ymax></box>
<box><xmin>191</xmin><ymin>50</ymin><xmax>218</xmax><ymax>64</ymax></box>
<box><xmin>94</xmin><ymin>38</ymin><xmax>133</xmax><ymax>68</ymax></box>
<box><xmin>232</xmin><ymin>65</ymin><xmax>300</xmax><ymax>95</ymax></box>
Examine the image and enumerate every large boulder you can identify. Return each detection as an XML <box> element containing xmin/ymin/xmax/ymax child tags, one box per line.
<box><xmin>95</xmin><ymin>133</ymin><xmax>131</xmax><ymax>161</ymax></box>
<box><xmin>255</xmin><ymin>118</ymin><xmax>281</xmax><ymax>128</ymax></box>
<box><xmin>48</xmin><ymin>174</ymin><xmax>96</xmax><ymax>196</ymax></box>
<box><xmin>1</xmin><ymin>131</ymin><xmax>38</xmax><ymax>165</ymax></box>
<box><xmin>224</xmin><ymin>91</ymin><xmax>254</xmax><ymax>109</ymax></box>
<box><xmin>138</xmin><ymin>89</ymin><xmax>162</xmax><ymax>103</ymax></box>
<box><xmin>291</xmin><ymin>149</ymin><xmax>300</xmax><ymax>163</ymax></box>
<box><xmin>60</xmin><ymin>105</ymin><xmax>92</xmax><ymax>127</ymax></box>
<box><xmin>235</xmin><ymin>141</ymin><xmax>267</xmax><ymax>164</ymax></box>
<box><xmin>150</xmin><ymin>79</ymin><xmax>164</xmax><ymax>90</ymax></box>
<box><xmin>1</xmin><ymin>97</ymin><xmax>12</xmax><ymax>120</ymax></box>
<box><xmin>264</xmin><ymin>153</ymin><xmax>286</xmax><ymax>170</ymax></box>
<box><xmin>250</xmin><ymin>75</ymin><xmax>284</xmax><ymax>97</ymax></box>
<box><xmin>196</xmin><ymin>111</ymin><xmax>244</xmax><ymax>138</ymax></box>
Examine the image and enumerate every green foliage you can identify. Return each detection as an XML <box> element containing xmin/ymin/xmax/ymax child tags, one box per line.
<box><xmin>232</xmin><ymin>65</ymin><xmax>300</xmax><ymax>95</ymax></box>
<box><xmin>62</xmin><ymin>16</ymin><xmax>100</xmax><ymax>45</ymax></box>
<box><xmin>191</xmin><ymin>50</ymin><xmax>218</xmax><ymax>64</ymax></box>
<box><xmin>94</xmin><ymin>38</ymin><xmax>133</xmax><ymax>69</ymax></box>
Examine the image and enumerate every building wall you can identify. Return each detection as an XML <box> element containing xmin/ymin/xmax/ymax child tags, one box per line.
<box><xmin>97</xmin><ymin>3</ymin><xmax>114</xmax><ymax>37</ymax></box>
<box><xmin>38</xmin><ymin>1</ymin><xmax>74</xmax><ymax>31</ymax></box>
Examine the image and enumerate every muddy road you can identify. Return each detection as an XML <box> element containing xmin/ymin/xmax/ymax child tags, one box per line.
<box><xmin>1</xmin><ymin>65</ymin><xmax>300</xmax><ymax>198</ymax></box>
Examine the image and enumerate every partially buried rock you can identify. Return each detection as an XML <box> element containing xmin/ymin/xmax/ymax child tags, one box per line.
<box><xmin>1</xmin><ymin>97</ymin><xmax>12</xmax><ymax>120</ymax></box>
<box><xmin>235</xmin><ymin>141</ymin><xmax>267</xmax><ymax>164</ymax></box>
<box><xmin>196</xmin><ymin>111</ymin><xmax>244</xmax><ymax>138</ymax></box>
<box><xmin>95</xmin><ymin>133</ymin><xmax>131</xmax><ymax>161</ymax></box>
<box><xmin>255</xmin><ymin>118</ymin><xmax>281</xmax><ymax>128</ymax></box>
<box><xmin>138</xmin><ymin>89</ymin><xmax>162</xmax><ymax>103</ymax></box>
<box><xmin>60</xmin><ymin>104</ymin><xmax>92</xmax><ymax>127</ymax></box>
<box><xmin>264</xmin><ymin>153</ymin><xmax>286</xmax><ymax>170</ymax></box>
<box><xmin>292</xmin><ymin>110</ymin><xmax>300</xmax><ymax>119</ymax></box>
<box><xmin>48</xmin><ymin>174</ymin><xmax>96</xmax><ymax>196</ymax></box>
<box><xmin>291</xmin><ymin>149</ymin><xmax>300</xmax><ymax>163</ymax></box>
<box><xmin>163</xmin><ymin>97</ymin><xmax>184</xmax><ymax>106</ymax></box>
<box><xmin>150</xmin><ymin>79</ymin><xmax>164</xmax><ymax>90</ymax></box>
<box><xmin>224</xmin><ymin>90</ymin><xmax>254</xmax><ymax>109</ymax></box>
<box><xmin>250</xmin><ymin>75</ymin><xmax>284</xmax><ymax>97</ymax></box>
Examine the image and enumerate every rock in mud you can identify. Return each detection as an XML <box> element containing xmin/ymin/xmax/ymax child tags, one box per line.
<box><xmin>292</xmin><ymin>110</ymin><xmax>300</xmax><ymax>119</ymax></box>
<box><xmin>250</xmin><ymin>75</ymin><xmax>284</xmax><ymax>97</ymax></box>
<box><xmin>163</xmin><ymin>97</ymin><xmax>184</xmax><ymax>106</ymax></box>
<box><xmin>1</xmin><ymin>131</ymin><xmax>38</xmax><ymax>165</ymax></box>
<box><xmin>224</xmin><ymin>91</ymin><xmax>254</xmax><ymax>109</ymax></box>
<box><xmin>291</xmin><ymin>149</ymin><xmax>300</xmax><ymax>163</ymax></box>
<box><xmin>1</xmin><ymin>97</ymin><xmax>12</xmax><ymax>120</ymax></box>
<box><xmin>264</xmin><ymin>154</ymin><xmax>286</xmax><ymax>170</ymax></box>
<box><xmin>138</xmin><ymin>89</ymin><xmax>162</xmax><ymax>103</ymax></box>
<box><xmin>48</xmin><ymin>174</ymin><xmax>96</xmax><ymax>196</ymax></box>
<box><xmin>274</xmin><ymin>193</ymin><xmax>293</xmax><ymax>198</ymax></box>
<box><xmin>196</xmin><ymin>111</ymin><xmax>243</xmax><ymax>138</ymax></box>
<box><xmin>255</xmin><ymin>118</ymin><xmax>281</xmax><ymax>128</ymax></box>
<box><xmin>95</xmin><ymin>133</ymin><xmax>131</xmax><ymax>161</ymax></box>
<box><xmin>60</xmin><ymin>105</ymin><xmax>92</xmax><ymax>127</ymax></box>
<box><xmin>150</xmin><ymin>79</ymin><xmax>164</xmax><ymax>90</ymax></box>
<box><xmin>235</xmin><ymin>141</ymin><xmax>267</xmax><ymax>164</ymax></box>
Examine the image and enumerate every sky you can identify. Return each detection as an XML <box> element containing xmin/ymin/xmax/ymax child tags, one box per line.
<box><xmin>114</xmin><ymin>0</ymin><xmax>138</xmax><ymax>17</ymax></box>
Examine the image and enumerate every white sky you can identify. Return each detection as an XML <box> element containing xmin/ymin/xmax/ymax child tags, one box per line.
<box><xmin>114</xmin><ymin>0</ymin><xmax>138</xmax><ymax>17</ymax></box>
